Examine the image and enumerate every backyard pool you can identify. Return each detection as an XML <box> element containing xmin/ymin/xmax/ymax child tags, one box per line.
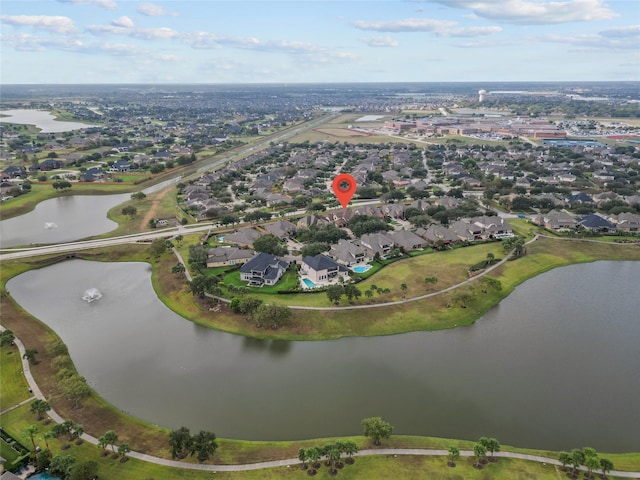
<box><xmin>351</xmin><ymin>264</ymin><xmax>372</xmax><ymax>273</ymax></box>
<box><xmin>301</xmin><ymin>278</ymin><xmax>318</xmax><ymax>289</ymax></box>
<box><xmin>26</xmin><ymin>473</ymin><xmax>62</xmax><ymax>480</ymax></box>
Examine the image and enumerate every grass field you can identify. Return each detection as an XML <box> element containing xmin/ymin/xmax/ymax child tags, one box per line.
<box><xmin>0</xmin><ymin>345</ymin><xmax>32</xmax><ymax>410</ymax></box>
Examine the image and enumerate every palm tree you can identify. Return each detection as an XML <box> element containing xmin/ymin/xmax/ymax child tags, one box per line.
<box><xmin>342</xmin><ymin>441</ymin><xmax>358</xmax><ymax>465</ymax></box>
<box><xmin>447</xmin><ymin>445</ymin><xmax>460</xmax><ymax>467</ymax></box>
<box><xmin>599</xmin><ymin>458</ymin><xmax>614</xmax><ymax>479</ymax></box>
<box><xmin>486</xmin><ymin>252</ymin><xmax>495</xmax><ymax>265</ymax></box>
<box><xmin>43</xmin><ymin>431</ymin><xmax>53</xmax><ymax>457</ymax></box>
<box><xmin>25</xmin><ymin>425</ymin><xmax>38</xmax><ymax>455</ymax></box>
<box><xmin>558</xmin><ymin>451</ymin><xmax>572</xmax><ymax>471</ymax></box>
<box><xmin>570</xmin><ymin>448</ymin><xmax>585</xmax><ymax>478</ymax></box>
<box><xmin>117</xmin><ymin>442</ymin><xmax>131</xmax><ymax>462</ymax></box>
<box><xmin>97</xmin><ymin>435</ymin><xmax>109</xmax><ymax>456</ymax></box>
<box><xmin>585</xmin><ymin>455</ymin><xmax>600</xmax><ymax>479</ymax></box>
<box><xmin>298</xmin><ymin>448</ymin><xmax>308</xmax><ymax>470</ymax></box>
<box><xmin>473</xmin><ymin>443</ymin><xmax>486</xmax><ymax>469</ymax></box>
<box><xmin>30</xmin><ymin>399</ymin><xmax>51</xmax><ymax>421</ymax></box>
<box><xmin>103</xmin><ymin>430</ymin><xmax>119</xmax><ymax>455</ymax></box>
<box><xmin>23</xmin><ymin>348</ymin><xmax>39</xmax><ymax>364</ymax></box>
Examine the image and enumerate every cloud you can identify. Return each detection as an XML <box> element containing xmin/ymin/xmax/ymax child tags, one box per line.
<box><xmin>137</xmin><ymin>2</ymin><xmax>177</xmax><ymax>17</ymax></box>
<box><xmin>132</xmin><ymin>27</ymin><xmax>179</xmax><ymax>40</ymax></box>
<box><xmin>538</xmin><ymin>30</ymin><xmax>639</xmax><ymax>49</ymax></box>
<box><xmin>353</xmin><ymin>18</ymin><xmax>456</xmax><ymax>33</ymax></box>
<box><xmin>360</xmin><ymin>35</ymin><xmax>400</xmax><ymax>47</ymax></box>
<box><xmin>431</xmin><ymin>0</ymin><xmax>618</xmax><ymax>24</ymax></box>
<box><xmin>0</xmin><ymin>33</ymin><xmax>84</xmax><ymax>51</ymax></box>
<box><xmin>599</xmin><ymin>24</ymin><xmax>640</xmax><ymax>38</ymax></box>
<box><xmin>352</xmin><ymin>17</ymin><xmax>501</xmax><ymax>37</ymax></box>
<box><xmin>1</xmin><ymin>15</ymin><xmax>77</xmax><ymax>34</ymax></box>
<box><xmin>111</xmin><ymin>16</ymin><xmax>134</xmax><ymax>28</ymax></box>
<box><xmin>57</xmin><ymin>0</ymin><xmax>118</xmax><ymax>10</ymax></box>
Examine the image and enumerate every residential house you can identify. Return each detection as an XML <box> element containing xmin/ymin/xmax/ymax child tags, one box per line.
<box><xmin>296</xmin><ymin>215</ymin><xmax>329</xmax><ymax>229</ymax></box>
<box><xmin>301</xmin><ymin>254</ymin><xmax>349</xmax><ymax>284</ymax></box>
<box><xmin>389</xmin><ymin>229</ymin><xmax>427</xmax><ymax>251</ymax></box>
<box><xmin>415</xmin><ymin>224</ymin><xmax>460</xmax><ymax>245</ymax></box>
<box><xmin>239</xmin><ymin>252</ymin><xmax>289</xmax><ymax>286</ymax></box>
<box><xmin>606</xmin><ymin>212</ymin><xmax>640</xmax><ymax>232</ymax></box>
<box><xmin>224</xmin><ymin>228</ymin><xmax>263</xmax><ymax>248</ymax></box>
<box><xmin>329</xmin><ymin>239</ymin><xmax>369</xmax><ymax>266</ymax></box>
<box><xmin>359</xmin><ymin>232</ymin><xmax>395</xmax><ymax>258</ymax></box>
<box><xmin>578</xmin><ymin>214</ymin><xmax>616</xmax><ymax>233</ymax></box>
<box><xmin>207</xmin><ymin>247</ymin><xmax>254</xmax><ymax>268</ymax></box>
<box><xmin>262</xmin><ymin>220</ymin><xmax>297</xmax><ymax>239</ymax></box>
<box><xmin>533</xmin><ymin>210</ymin><xmax>577</xmax><ymax>230</ymax></box>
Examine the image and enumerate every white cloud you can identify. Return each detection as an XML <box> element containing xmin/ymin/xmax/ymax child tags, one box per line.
<box><xmin>599</xmin><ymin>25</ymin><xmax>640</xmax><ymax>38</ymax></box>
<box><xmin>0</xmin><ymin>33</ymin><xmax>84</xmax><ymax>51</ymax></box>
<box><xmin>538</xmin><ymin>31</ymin><xmax>639</xmax><ymax>49</ymax></box>
<box><xmin>111</xmin><ymin>16</ymin><xmax>134</xmax><ymax>28</ymax></box>
<box><xmin>360</xmin><ymin>35</ymin><xmax>400</xmax><ymax>47</ymax></box>
<box><xmin>132</xmin><ymin>27</ymin><xmax>179</xmax><ymax>40</ymax></box>
<box><xmin>57</xmin><ymin>0</ymin><xmax>118</xmax><ymax>10</ymax></box>
<box><xmin>137</xmin><ymin>2</ymin><xmax>177</xmax><ymax>17</ymax></box>
<box><xmin>353</xmin><ymin>18</ymin><xmax>456</xmax><ymax>32</ymax></box>
<box><xmin>352</xmin><ymin>16</ymin><xmax>501</xmax><ymax>37</ymax></box>
<box><xmin>1</xmin><ymin>15</ymin><xmax>77</xmax><ymax>34</ymax></box>
<box><xmin>86</xmin><ymin>24</ymin><xmax>179</xmax><ymax>40</ymax></box>
<box><xmin>432</xmin><ymin>0</ymin><xmax>618</xmax><ymax>24</ymax></box>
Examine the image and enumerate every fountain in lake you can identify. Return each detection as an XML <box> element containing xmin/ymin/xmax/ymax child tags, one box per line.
<box><xmin>44</xmin><ymin>222</ymin><xmax>58</xmax><ymax>229</ymax></box>
<box><xmin>82</xmin><ymin>288</ymin><xmax>102</xmax><ymax>302</ymax></box>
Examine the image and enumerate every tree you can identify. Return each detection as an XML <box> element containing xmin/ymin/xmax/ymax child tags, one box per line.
<box><xmin>252</xmin><ymin>303</ymin><xmax>292</xmax><ymax>329</ymax></box>
<box><xmin>103</xmin><ymin>430</ymin><xmax>119</xmax><ymax>454</ymax></box>
<box><xmin>600</xmin><ymin>457</ymin><xmax>614</xmax><ymax>478</ymax></box>
<box><xmin>253</xmin><ymin>234</ymin><xmax>287</xmax><ymax>256</ymax></box>
<box><xmin>447</xmin><ymin>445</ymin><xmax>460</xmax><ymax>467</ymax></box>
<box><xmin>0</xmin><ymin>329</ymin><xmax>15</xmax><ymax>346</ymax></box>
<box><xmin>149</xmin><ymin>238</ymin><xmax>167</xmax><ymax>257</ymax></box>
<box><xmin>49</xmin><ymin>454</ymin><xmax>76</xmax><ymax>479</ymax></box>
<box><xmin>30</xmin><ymin>399</ymin><xmax>51</xmax><ymax>420</ymax></box>
<box><xmin>326</xmin><ymin>284</ymin><xmax>344</xmax><ymax>304</ymax></box>
<box><xmin>36</xmin><ymin>449</ymin><xmax>51</xmax><ymax>470</ymax></box>
<box><xmin>97</xmin><ymin>435</ymin><xmax>109</xmax><ymax>455</ymax></box>
<box><xmin>485</xmin><ymin>437</ymin><xmax>500</xmax><ymax>460</ymax></box>
<box><xmin>361</xmin><ymin>417</ymin><xmax>393</xmax><ymax>446</ymax></box>
<box><xmin>188</xmin><ymin>244</ymin><xmax>208</xmax><ymax>268</ymax></box>
<box><xmin>169</xmin><ymin>426</ymin><xmax>193</xmax><ymax>459</ymax></box>
<box><xmin>43</xmin><ymin>431</ymin><xmax>54</xmax><ymax>457</ymax></box>
<box><xmin>473</xmin><ymin>443</ymin><xmax>486</xmax><ymax>468</ymax></box>
<box><xmin>191</xmin><ymin>430</ymin><xmax>218</xmax><ymax>462</ymax></box>
<box><xmin>585</xmin><ymin>454</ymin><xmax>600</xmax><ymax>479</ymax></box>
<box><xmin>171</xmin><ymin>262</ymin><xmax>186</xmax><ymax>274</ymax></box>
<box><xmin>342</xmin><ymin>440</ymin><xmax>358</xmax><ymax>464</ymax></box>
<box><xmin>118</xmin><ymin>442</ymin><xmax>131</xmax><ymax>461</ymax></box>
<box><xmin>364</xmin><ymin>289</ymin><xmax>373</xmax><ymax>301</ymax></box>
<box><xmin>298</xmin><ymin>448</ymin><xmax>308</xmax><ymax>470</ymax></box>
<box><xmin>69</xmin><ymin>460</ymin><xmax>98</xmax><ymax>480</ymax></box>
<box><xmin>131</xmin><ymin>191</ymin><xmax>146</xmax><ymax>201</ymax></box>
<box><xmin>486</xmin><ymin>252</ymin><xmax>496</xmax><ymax>265</ymax></box>
<box><xmin>400</xmin><ymin>283</ymin><xmax>408</xmax><ymax>297</ymax></box>
<box><xmin>570</xmin><ymin>448</ymin><xmax>585</xmax><ymax>477</ymax></box>
<box><xmin>25</xmin><ymin>424</ymin><xmax>38</xmax><ymax>454</ymax></box>
<box><xmin>424</xmin><ymin>276</ymin><xmax>438</xmax><ymax>289</ymax></box>
<box><xmin>121</xmin><ymin>205</ymin><xmax>137</xmax><ymax>217</ymax></box>
<box><xmin>60</xmin><ymin>375</ymin><xmax>91</xmax><ymax>408</ymax></box>
<box><xmin>343</xmin><ymin>284</ymin><xmax>361</xmax><ymax>302</ymax></box>
<box><xmin>51</xmin><ymin>422</ymin><xmax>72</xmax><ymax>448</ymax></box>
<box><xmin>558</xmin><ymin>451</ymin><xmax>572</xmax><ymax>471</ymax></box>
<box><xmin>23</xmin><ymin>348</ymin><xmax>39</xmax><ymax>364</ymax></box>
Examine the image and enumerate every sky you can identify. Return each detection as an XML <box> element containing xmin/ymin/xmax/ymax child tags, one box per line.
<box><xmin>1</xmin><ymin>0</ymin><xmax>639</xmax><ymax>84</ymax></box>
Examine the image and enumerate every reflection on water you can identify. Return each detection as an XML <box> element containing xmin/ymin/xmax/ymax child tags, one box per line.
<box><xmin>6</xmin><ymin>259</ymin><xmax>640</xmax><ymax>451</ymax></box>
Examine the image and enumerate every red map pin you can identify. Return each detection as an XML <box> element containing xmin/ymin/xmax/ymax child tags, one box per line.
<box><xmin>332</xmin><ymin>173</ymin><xmax>357</xmax><ymax>209</ymax></box>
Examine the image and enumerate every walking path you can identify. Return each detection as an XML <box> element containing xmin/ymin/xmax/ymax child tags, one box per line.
<box><xmin>2</xmin><ymin>327</ymin><xmax>639</xmax><ymax>477</ymax></box>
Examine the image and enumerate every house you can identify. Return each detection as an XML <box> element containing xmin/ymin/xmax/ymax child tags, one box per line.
<box><xmin>239</xmin><ymin>252</ymin><xmax>289</xmax><ymax>286</ymax></box>
<box><xmin>578</xmin><ymin>214</ymin><xmax>616</xmax><ymax>233</ymax></box>
<box><xmin>415</xmin><ymin>224</ymin><xmax>460</xmax><ymax>245</ymax></box>
<box><xmin>301</xmin><ymin>254</ymin><xmax>349</xmax><ymax>284</ymax></box>
<box><xmin>533</xmin><ymin>210</ymin><xmax>577</xmax><ymax>230</ymax></box>
<box><xmin>606</xmin><ymin>212</ymin><xmax>640</xmax><ymax>232</ymax></box>
<box><xmin>2</xmin><ymin>166</ymin><xmax>26</xmax><ymax>178</ymax></box>
<box><xmin>207</xmin><ymin>247</ymin><xmax>255</xmax><ymax>268</ymax></box>
<box><xmin>468</xmin><ymin>216</ymin><xmax>513</xmax><ymax>238</ymax></box>
<box><xmin>224</xmin><ymin>228</ymin><xmax>263</xmax><ymax>248</ymax></box>
<box><xmin>567</xmin><ymin>192</ymin><xmax>594</xmax><ymax>205</ymax></box>
<box><xmin>39</xmin><ymin>158</ymin><xmax>62</xmax><ymax>171</ymax></box>
<box><xmin>262</xmin><ymin>220</ymin><xmax>296</xmax><ymax>239</ymax></box>
<box><xmin>389</xmin><ymin>229</ymin><xmax>427</xmax><ymax>251</ymax></box>
<box><xmin>329</xmin><ymin>239</ymin><xmax>369</xmax><ymax>266</ymax></box>
<box><xmin>296</xmin><ymin>215</ymin><xmax>329</xmax><ymax>229</ymax></box>
<box><xmin>360</xmin><ymin>232</ymin><xmax>395</xmax><ymax>258</ymax></box>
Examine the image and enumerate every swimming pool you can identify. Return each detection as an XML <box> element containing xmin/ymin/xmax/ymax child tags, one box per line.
<box><xmin>351</xmin><ymin>264</ymin><xmax>372</xmax><ymax>273</ymax></box>
<box><xmin>302</xmin><ymin>278</ymin><xmax>318</xmax><ymax>289</ymax></box>
<box><xmin>27</xmin><ymin>473</ymin><xmax>62</xmax><ymax>480</ymax></box>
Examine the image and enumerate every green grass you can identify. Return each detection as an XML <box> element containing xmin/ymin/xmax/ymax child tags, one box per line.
<box><xmin>0</xmin><ymin>346</ymin><xmax>32</xmax><ymax>410</ymax></box>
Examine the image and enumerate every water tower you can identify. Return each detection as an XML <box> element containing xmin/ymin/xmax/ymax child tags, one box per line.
<box><xmin>478</xmin><ymin>89</ymin><xmax>487</xmax><ymax>103</ymax></box>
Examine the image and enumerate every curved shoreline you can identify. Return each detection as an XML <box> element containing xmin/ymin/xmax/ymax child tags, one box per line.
<box><xmin>3</xmin><ymin>328</ymin><xmax>639</xmax><ymax>477</ymax></box>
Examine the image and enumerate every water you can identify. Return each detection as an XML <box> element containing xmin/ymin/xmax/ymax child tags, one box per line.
<box><xmin>27</xmin><ymin>473</ymin><xmax>62</xmax><ymax>480</ymax></box>
<box><xmin>0</xmin><ymin>109</ymin><xmax>98</xmax><ymax>132</ymax></box>
<box><xmin>81</xmin><ymin>288</ymin><xmax>102</xmax><ymax>302</ymax></box>
<box><xmin>351</xmin><ymin>265</ymin><xmax>372</xmax><ymax>273</ymax></box>
<box><xmin>302</xmin><ymin>278</ymin><xmax>318</xmax><ymax>288</ymax></box>
<box><xmin>0</xmin><ymin>177</ymin><xmax>181</xmax><ymax>248</ymax></box>
<box><xmin>6</xmin><ymin>260</ymin><xmax>640</xmax><ymax>451</ymax></box>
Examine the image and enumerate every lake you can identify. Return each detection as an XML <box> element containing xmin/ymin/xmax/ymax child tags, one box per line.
<box><xmin>6</xmin><ymin>260</ymin><xmax>639</xmax><ymax>451</ymax></box>
<box><xmin>0</xmin><ymin>178</ymin><xmax>181</xmax><ymax>248</ymax></box>
<box><xmin>0</xmin><ymin>109</ymin><xmax>98</xmax><ymax>132</ymax></box>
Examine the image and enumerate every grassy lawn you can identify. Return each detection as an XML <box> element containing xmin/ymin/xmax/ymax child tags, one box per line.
<box><xmin>0</xmin><ymin>345</ymin><xmax>31</xmax><ymax>410</ymax></box>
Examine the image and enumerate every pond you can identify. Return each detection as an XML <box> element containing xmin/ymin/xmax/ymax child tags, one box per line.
<box><xmin>6</xmin><ymin>260</ymin><xmax>640</xmax><ymax>452</ymax></box>
<box><xmin>0</xmin><ymin>109</ymin><xmax>98</xmax><ymax>133</ymax></box>
<box><xmin>0</xmin><ymin>178</ymin><xmax>181</xmax><ymax>248</ymax></box>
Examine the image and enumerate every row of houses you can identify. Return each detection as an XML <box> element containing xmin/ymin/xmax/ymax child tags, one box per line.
<box><xmin>533</xmin><ymin>210</ymin><xmax>640</xmax><ymax>232</ymax></box>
